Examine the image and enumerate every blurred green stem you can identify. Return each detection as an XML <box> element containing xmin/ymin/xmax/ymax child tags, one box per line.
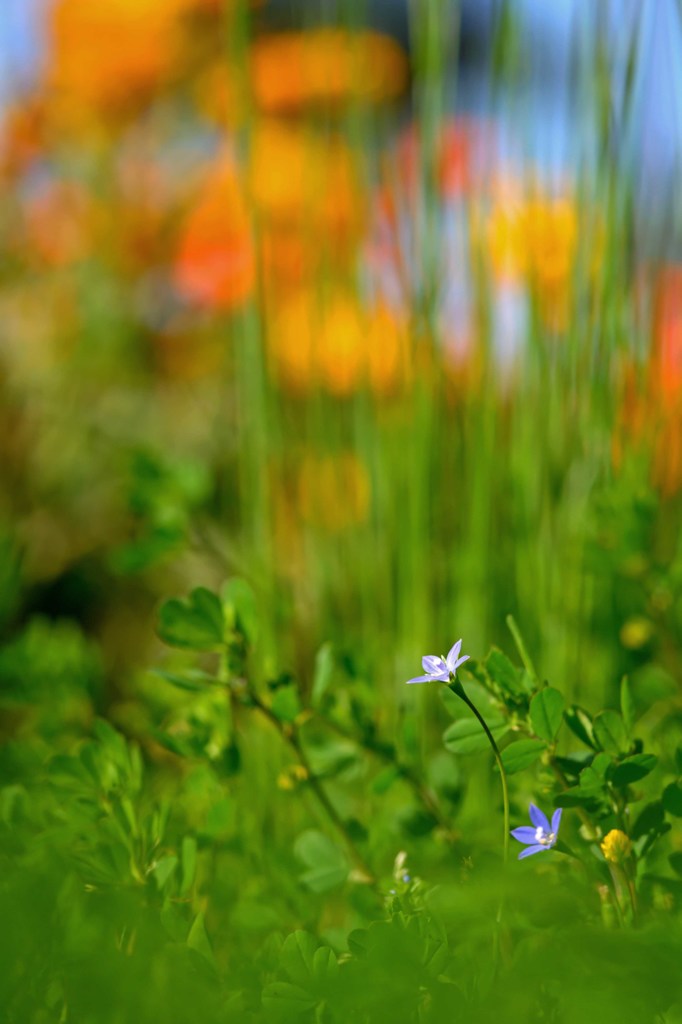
<box><xmin>506</xmin><ymin>614</ymin><xmax>538</xmax><ymax>686</ymax></box>
<box><xmin>243</xmin><ymin>688</ymin><xmax>377</xmax><ymax>887</ymax></box>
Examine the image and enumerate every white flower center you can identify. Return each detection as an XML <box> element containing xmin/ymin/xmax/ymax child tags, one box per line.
<box><xmin>534</xmin><ymin>826</ymin><xmax>556</xmax><ymax>847</ymax></box>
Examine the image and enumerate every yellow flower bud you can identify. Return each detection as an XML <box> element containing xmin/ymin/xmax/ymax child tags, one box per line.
<box><xmin>601</xmin><ymin>829</ymin><xmax>632</xmax><ymax>865</ymax></box>
<box><xmin>277</xmin><ymin>764</ymin><xmax>308</xmax><ymax>791</ymax></box>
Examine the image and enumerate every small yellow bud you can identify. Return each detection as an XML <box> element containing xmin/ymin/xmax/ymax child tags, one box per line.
<box><xmin>619</xmin><ymin>617</ymin><xmax>653</xmax><ymax>650</ymax></box>
<box><xmin>601</xmin><ymin>829</ymin><xmax>632</xmax><ymax>864</ymax></box>
<box><xmin>277</xmin><ymin>764</ymin><xmax>308</xmax><ymax>791</ymax></box>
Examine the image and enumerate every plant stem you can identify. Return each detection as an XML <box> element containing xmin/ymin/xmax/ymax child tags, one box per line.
<box><xmin>450</xmin><ymin>680</ymin><xmax>510</xmax><ymax>866</ymax></box>
<box><xmin>244</xmin><ymin>689</ymin><xmax>377</xmax><ymax>886</ymax></box>
<box><xmin>506</xmin><ymin>614</ymin><xmax>539</xmax><ymax>685</ymax></box>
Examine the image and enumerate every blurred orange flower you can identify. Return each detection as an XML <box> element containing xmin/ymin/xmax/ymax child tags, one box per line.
<box><xmin>48</xmin><ymin>0</ymin><xmax>189</xmax><ymax>113</ymax></box>
<box><xmin>193</xmin><ymin>64</ymin><xmax>243</xmax><ymax>130</ymax></box>
<box><xmin>250</xmin><ymin>29</ymin><xmax>408</xmax><ymax>114</ymax></box>
<box><xmin>477</xmin><ymin>182</ymin><xmax>579</xmax><ymax>330</ymax></box>
<box><xmin>393</xmin><ymin>118</ymin><xmax>492</xmax><ymax>201</ymax></box>
<box><xmin>249</xmin><ymin>120</ymin><xmax>365</xmax><ymax>243</ymax></box>
<box><xmin>174</xmin><ymin>156</ymin><xmax>255</xmax><ymax>311</ymax></box>
<box><xmin>269</xmin><ymin>290</ymin><xmax>409</xmax><ymax>396</ymax></box>
<box><xmin>613</xmin><ymin>266</ymin><xmax>682</xmax><ymax>495</ymax></box>
<box><xmin>0</xmin><ymin>97</ymin><xmax>47</xmax><ymax>178</ymax></box>
<box><xmin>650</xmin><ymin>266</ymin><xmax>682</xmax><ymax>494</ymax></box>
<box><xmin>652</xmin><ymin>265</ymin><xmax>682</xmax><ymax>412</ymax></box>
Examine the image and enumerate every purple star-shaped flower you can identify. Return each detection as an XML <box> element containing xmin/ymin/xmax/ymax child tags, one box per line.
<box><xmin>406</xmin><ymin>640</ymin><xmax>470</xmax><ymax>685</ymax></box>
<box><xmin>511</xmin><ymin>804</ymin><xmax>562</xmax><ymax>859</ymax></box>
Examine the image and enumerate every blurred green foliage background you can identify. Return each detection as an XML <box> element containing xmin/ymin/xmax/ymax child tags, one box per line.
<box><xmin>2</xmin><ymin>1</ymin><xmax>682</xmax><ymax>1020</ymax></box>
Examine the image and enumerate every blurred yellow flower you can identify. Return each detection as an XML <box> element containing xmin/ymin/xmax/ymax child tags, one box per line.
<box><xmin>478</xmin><ymin>183</ymin><xmax>580</xmax><ymax>331</ymax></box>
<box><xmin>601</xmin><ymin>829</ymin><xmax>632</xmax><ymax>865</ymax></box>
<box><xmin>269</xmin><ymin>290</ymin><xmax>409</xmax><ymax>396</ymax></box>
<box><xmin>277</xmin><ymin>764</ymin><xmax>308</xmax><ymax>791</ymax></box>
<box><xmin>619</xmin><ymin>617</ymin><xmax>653</xmax><ymax>650</ymax></box>
<box><xmin>249</xmin><ymin>121</ymin><xmax>365</xmax><ymax>245</ymax></box>
<box><xmin>250</xmin><ymin>29</ymin><xmax>408</xmax><ymax>114</ymax></box>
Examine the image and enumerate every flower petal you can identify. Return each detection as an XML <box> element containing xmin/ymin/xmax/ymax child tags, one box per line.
<box><xmin>528</xmin><ymin>804</ymin><xmax>550</xmax><ymax>833</ymax></box>
<box><xmin>510</xmin><ymin>827</ymin><xmax>538</xmax><ymax>844</ymax></box>
<box><xmin>445</xmin><ymin>641</ymin><xmax>463</xmax><ymax>673</ymax></box>
<box><xmin>551</xmin><ymin>808</ymin><xmax>562</xmax><ymax>836</ymax></box>
<box><xmin>422</xmin><ymin>655</ymin><xmax>446</xmax><ymax>675</ymax></box>
<box><xmin>407</xmin><ymin>671</ymin><xmax>450</xmax><ymax>684</ymax></box>
<box><xmin>518</xmin><ymin>844</ymin><xmax>547</xmax><ymax>860</ymax></box>
<box><xmin>451</xmin><ymin>654</ymin><xmax>470</xmax><ymax>673</ymax></box>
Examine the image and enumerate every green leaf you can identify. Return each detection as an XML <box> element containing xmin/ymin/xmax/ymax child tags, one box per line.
<box><xmin>347</xmin><ymin>929</ymin><xmax>368</xmax><ymax>956</ymax></box>
<box><xmin>631</xmin><ymin>663</ymin><xmax>677</xmax><ymax>709</ymax></box>
<box><xmin>620</xmin><ymin>677</ymin><xmax>635</xmax><ymax>733</ymax></box>
<box><xmin>553</xmin><ymin>751</ymin><xmax>593</xmax><ymax>780</ymax></box>
<box><xmin>500</xmin><ymin>739</ymin><xmax>546</xmax><ymax>774</ymax></box>
<box><xmin>485</xmin><ymin>648</ymin><xmax>524</xmax><ymax>696</ymax></box>
<box><xmin>564</xmin><ymin>705</ymin><xmax>597</xmax><ymax>749</ymax></box>
<box><xmin>271</xmin><ymin>685</ymin><xmax>302</xmax><ymax>724</ymax></box>
<box><xmin>530</xmin><ymin>687</ymin><xmax>565</xmax><ymax>743</ymax></box>
<box><xmin>611</xmin><ymin>754</ymin><xmax>658</xmax><ymax>788</ymax></box>
<box><xmin>202</xmin><ymin>797</ymin><xmax>235</xmax><ymax>839</ymax></box>
<box><xmin>371</xmin><ymin>765</ymin><xmax>400</xmax><ymax>795</ymax></box>
<box><xmin>157</xmin><ymin>588</ymin><xmax>225</xmax><ymax>651</ymax></box>
<box><xmin>294</xmin><ymin>830</ymin><xmax>349</xmax><ymax>893</ymax></box>
<box><xmin>262</xmin><ymin>982</ymin><xmax>318</xmax><ymax>1016</ymax></box>
<box><xmin>280</xmin><ymin>931</ymin><xmax>317</xmax><ymax>987</ymax></box>
<box><xmin>181</xmin><ymin>835</ymin><xmax>197</xmax><ymax>895</ymax></box>
<box><xmin>554</xmin><ymin>788</ymin><xmax>605</xmax><ymax>811</ymax></box>
<box><xmin>221</xmin><ymin>578</ymin><xmax>258</xmax><ymax>646</ymax></box>
<box><xmin>442</xmin><ymin>717</ymin><xmax>508</xmax><ymax>755</ymax></box>
<box><xmin>151</xmin><ymin>669</ymin><xmax>215</xmax><ymax>693</ymax></box>
<box><xmin>579</xmin><ymin>765</ymin><xmax>608</xmax><ymax>796</ymax></box>
<box><xmin>399</xmin><ymin>808</ymin><xmax>438</xmax><ymax>837</ymax></box>
<box><xmin>669</xmin><ymin>852</ymin><xmax>682</xmax><ymax>877</ymax></box>
<box><xmin>187</xmin><ymin>912</ymin><xmax>215</xmax><ymax>966</ymax></box>
<box><xmin>593</xmin><ymin>710</ymin><xmax>628</xmax><ymax>757</ymax></box>
<box><xmin>152</xmin><ymin>855</ymin><xmax>178</xmax><ymax>891</ymax></box>
<box><xmin>311</xmin><ymin>643</ymin><xmax>336</xmax><ymax>707</ymax></box>
<box><xmin>160</xmin><ymin>903</ymin><xmax>187</xmax><ymax>942</ymax></box>
<box><xmin>631</xmin><ymin>801</ymin><xmax>665</xmax><ymax>840</ymax></box>
<box><xmin>591</xmin><ymin>752</ymin><xmax>613</xmax><ymax>777</ymax></box>
<box><xmin>663</xmin><ymin>782</ymin><xmax>682</xmax><ymax>818</ymax></box>
<box><xmin>312</xmin><ymin>945</ymin><xmax>338</xmax><ymax>983</ymax></box>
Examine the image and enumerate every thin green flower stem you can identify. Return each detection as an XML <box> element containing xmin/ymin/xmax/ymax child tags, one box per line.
<box><xmin>449</xmin><ymin>680</ymin><xmax>510</xmax><ymax>866</ymax></box>
<box><xmin>244</xmin><ymin>689</ymin><xmax>377</xmax><ymax>887</ymax></box>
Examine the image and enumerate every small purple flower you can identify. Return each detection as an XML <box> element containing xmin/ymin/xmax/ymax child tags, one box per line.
<box><xmin>511</xmin><ymin>804</ymin><xmax>562</xmax><ymax>859</ymax></box>
<box><xmin>406</xmin><ymin>640</ymin><xmax>470</xmax><ymax>685</ymax></box>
